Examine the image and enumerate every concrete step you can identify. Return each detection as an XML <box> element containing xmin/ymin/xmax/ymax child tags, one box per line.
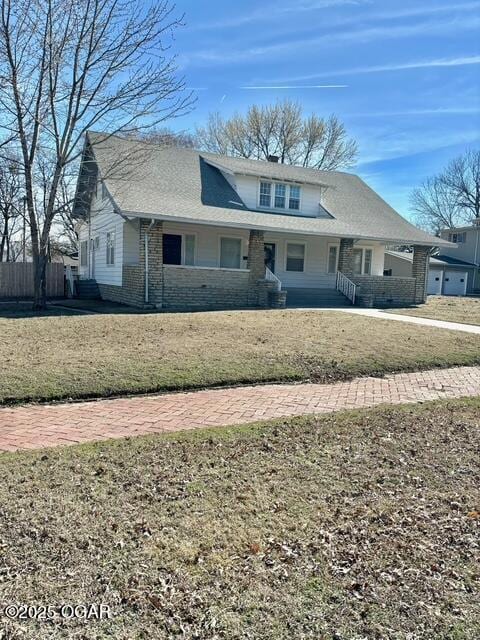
<box><xmin>286</xmin><ymin>288</ymin><xmax>352</xmax><ymax>308</ymax></box>
<box><xmin>76</xmin><ymin>279</ymin><xmax>101</xmax><ymax>300</ymax></box>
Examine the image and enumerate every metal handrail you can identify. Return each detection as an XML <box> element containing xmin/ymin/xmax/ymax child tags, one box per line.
<box><xmin>265</xmin><ymin>266</ymin><xmax>282</xmax><ymax>291</ymax></box>
<box><xmin>336</xmin><ymin>271</ymin><xmax>356</xmax><ymax>304</ymax></box>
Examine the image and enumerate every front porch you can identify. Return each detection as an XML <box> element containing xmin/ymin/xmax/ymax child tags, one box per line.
<box><xmin>91</xmin><ymin>218</ymin><xmax>431</xmax><ymax>310</ymax></box>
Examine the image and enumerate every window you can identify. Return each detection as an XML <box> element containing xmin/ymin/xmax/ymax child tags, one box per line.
<box><xmin>80</xmin><ymin>240</ymin><xmax>88</xmax><ymax>267</ymax></box>
<box><xmin>289</xmin><ymin>185</ymin><xmax>301</xmax><ymax>210</ymax></box>
<box><xmin>327</xmin><ymin>245</ymin><xmax>338</xmax><ymax>274</ymax></box>
<box><xmin>163</xmin><ymin>234</ymin><xmax>196</xmax><ymax>266</ymax></box>
<box><xmin>185</xmin><ymin>234</ymin><xmax>195</xmax><ymax>265</ymax></box>
<box><xmin>449</xmin><ymin>232</ymin><xmax>467</xmax><ymax>243</ymax></box>
<box><xmin>353</xmin><ymin>248</ymin><xmax>363</xmax><ymax>275</ymax></box>
<box><xmin>259</xmin><ymin>182</ymin><xmax>272</xmax><ymax>207</ymax></box>
<box><xmin>106</xmin><ymin>231</ymin><xmax>115</xmax><ymax>265</ymax></box>
<box><xmin>163</xmin><ymin>234</ymin><xmax>182</xmax><ymax>265</ymax></box>
<box><xmin>353</xmin><ymin>247</ymin><xmax>373</xmax><ymax>275</ymax></box>
<box><xmin>220</xmin><ymin>237</ymin><xmax>242</xmax><ymax>269</ymax></box>
<box><xmin>364</xmin><ymin>249</ymin><xmax>372</xmax><ymax>275</ymax></box>
<box><xmin>274</xmin><ymin>183</ymin><xmax>286</xmax><ymax>208</ymax></box>
<box><xmin>259</xmin><ymin>181</ymin><xmax>302</xmax><ymax>211</ymax></box>
<box><xmin>101</xmin><ymin>183</ymin><xmax>108</xmax><ymax>200</ymax></box>
<box><xmin>286</xmin><ymin>243</ymin><xmax>305</xmax><ymax>272</ymax></box>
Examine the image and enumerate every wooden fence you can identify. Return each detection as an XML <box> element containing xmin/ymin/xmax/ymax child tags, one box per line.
<box><xmin>0</xmin><ymin>262</ymin><xmax>64</xmax><ymax>299</ymax></box>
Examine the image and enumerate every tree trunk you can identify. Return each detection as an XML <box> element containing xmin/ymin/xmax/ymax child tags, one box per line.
<box><xmin>33</xmin><ymin>250</ymin><xmax>48</xmax><ymax>310</ymax></box>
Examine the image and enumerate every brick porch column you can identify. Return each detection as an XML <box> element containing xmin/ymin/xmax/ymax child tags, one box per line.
<box><xmin>337</xmin><ymin>238</ymin><xmax>355</xmax><ymax>277</ymax></box>
<box><xmin>412</xmin><ymin>245</ymin><xmax>430</xmax><ymax>304</ymax></box>
<box><xmin>139</xmin><ymin>219</ymin><xmax>163</xmax><ymax>307</ymax></box>
<box><xmin>247</xmin><ymin>229</ymin><xmax>265</xmax><ymax>305</ymax></box>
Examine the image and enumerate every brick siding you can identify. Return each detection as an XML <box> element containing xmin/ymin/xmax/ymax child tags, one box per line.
<box><xmin>352</xmin><ymin>275</ymin><xmax>416</xmax><ymax>307</ymax></box>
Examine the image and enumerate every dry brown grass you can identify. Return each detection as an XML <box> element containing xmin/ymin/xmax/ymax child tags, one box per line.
<box><xmin>388</xmin><ymin>296</ymin><xmax>480</xmax><ymax>326</ymax></box>
<box><xmin>1</xmin><ymin>309</ymin><xmax>480</xmax><ymax>404</ymax></box>
<box><xmin>0</xmin><ymin>398</ymin><xmax>478</xmax><ymax>639</ymax></box>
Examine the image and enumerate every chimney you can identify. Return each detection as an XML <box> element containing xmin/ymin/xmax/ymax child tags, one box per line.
<box><xmin>267</xmin><ymin>155</ymin><xmax>279</xmax><ymax>163</ymax></box>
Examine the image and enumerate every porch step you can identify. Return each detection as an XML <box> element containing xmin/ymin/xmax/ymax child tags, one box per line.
<box><xmin>76</xmin><ymin>279</ymin><xmax>101</xmax><ymax>299</ymax></box>
<box><xmin>286</xmin><ymin>288</ymin><xmax>352</xmax><ymax>308</ymax></box>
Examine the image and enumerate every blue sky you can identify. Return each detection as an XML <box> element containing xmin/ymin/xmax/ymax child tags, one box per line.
<box><xmin>167</xmin><ymin>0</ymin><xmax>480</xmax><ymax>221</ymax></box>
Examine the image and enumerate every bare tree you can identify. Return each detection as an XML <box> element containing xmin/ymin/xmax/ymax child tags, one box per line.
<box><xmin>195</xmin><ymin>100</ymin><xmax>358</xmax><ymax>169</ymax></box>
<box><xmin>0</xmin><ymin>0</ymin><xmax>193</xmax><ymax>308</ymax></box>
<box><xmin>0</xmin><ymin>157</ymin><xmax>24</xmax><ymax>261</ymax></box>
<box><xmin>411</xmin><ymin>149</ymin><xmax>480</xmax><ymax>233</ymax></box>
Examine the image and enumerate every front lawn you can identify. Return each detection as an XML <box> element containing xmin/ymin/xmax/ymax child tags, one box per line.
<box><xmin>1</xmin><ymin>398</ymin><xmax>478</xmax><ymax>639</ymax></box>
<box><xmin>1</xmin><ymin>309</ymin><xmax>480</xmax><ymax>404</ymax></box>
<box><xmin>388</xmin><ymin>295</ymin><xmax>480</xmax><ymax>326</ymax></box>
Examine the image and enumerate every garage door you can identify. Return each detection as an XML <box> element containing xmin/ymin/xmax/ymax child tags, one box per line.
<box><xmin>427</xmin><ymin>268</ymin><xmax>443</xmax><ymax>295</ymax></box>
<box><xmin>443</xmin><ymin>270</ymin><xmax>467</xmax><ymax>296</ymax></box>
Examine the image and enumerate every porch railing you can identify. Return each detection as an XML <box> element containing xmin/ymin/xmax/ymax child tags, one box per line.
<box><xmin>265</xmin><ymin>266</ymin><xmax>282</xmax><ymax>291</ymax></box>
<box><xmin>336</xmin><ymin>271</ymin><xmax>356</xmax><ymax>304</ymax></box>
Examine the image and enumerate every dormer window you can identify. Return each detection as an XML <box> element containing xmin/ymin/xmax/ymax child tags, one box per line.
<box><xmin>259</xmin><ymin>181</ymin><xmax>301</xmax><ymax>211</ymax></box>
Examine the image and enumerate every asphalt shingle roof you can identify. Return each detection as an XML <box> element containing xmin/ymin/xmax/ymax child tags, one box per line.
<box><xmin>86</xmin><ymin>132</ymin><xmax>451</xmax><ymax>247</ymax></box>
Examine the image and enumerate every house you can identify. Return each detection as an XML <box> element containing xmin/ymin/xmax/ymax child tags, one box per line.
<box><xmin>385</xmin><ymin>221</ymin><xmax>480</xmax><ymax>296</ymax></box>
<box><xmin>72</xmin><ymin>132</ymin><xmax>452</xmax><ymax>310</ymax></box>
<box><xmin>384</xmin><ymin>250</ymin><xmax>477</xmax><ymax>296</ymax></box>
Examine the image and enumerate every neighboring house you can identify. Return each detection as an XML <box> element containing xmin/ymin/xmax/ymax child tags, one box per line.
<box><xmin>385</xmin><ymin>222</ymin><xmax>480</xmax><ymax>297</ymax></box>
<box><xmin>72</xmin><ymin>132</ymin><xmax>452</xmax><ymax>310</ymax></box>
<box><xmin>440</xmin><ymin>223</ymin><xmax>480</xmax><ymax>293</ymax></box>
<box><xmin>384</xmin><ymin>250</ymin><xmax>477</xmax><ymax>297</ymax></box>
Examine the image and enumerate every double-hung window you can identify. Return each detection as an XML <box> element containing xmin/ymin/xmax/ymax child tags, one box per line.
<box><xmin>286</xmin><ymin>243</ymin><xmax>305</xmax><ymax>272</ymax></box>
<box><xmin>289</xmin><ymin>185</ymin><xmax>301</xmax><ymax>210</ymax></box>
<box><xmin>259</xmin><ymin>182</ymin><xmax>272</xmax><ymax>207</ymax></box>
<box><xmin>274</xmin><ymin>183</ymin><xmax>286</xmax><ymax>208</ymax></box>
<box><xmin>220</xmin><ymin>237</ymin><xmax>242</xmax><ymax>269</ymax></box>
<box><xmin>259</xmin><ymin>181</ymin><xmax>301</xmax><ymax>211</ymax></box>
<box><xmin>106</xmin><ymin>231</ymin><xmax>115</xmax><ymax>265</ymax></box>
<box><xmin>353</xmin><ymin>247</ymin><xmax>373</xmax><ymax>275</ymax></box>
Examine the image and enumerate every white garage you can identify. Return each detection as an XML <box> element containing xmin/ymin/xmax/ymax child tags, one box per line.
<box><xmin>384</xmin><ymin>250</ymin><xmax>476</xmax><ymax>297</ymax></box>
<box><xmin>443</xmin><ymin>270</ymin><xmax>468</xmax><ymax>296</ymax></box>
<box><xmin>427</xmin><ymin>268</ymin><xmax>443</xmax><ymax>295</ymax></box>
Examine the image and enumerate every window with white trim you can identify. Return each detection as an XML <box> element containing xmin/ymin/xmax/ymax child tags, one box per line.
<box><xmin>364</xmin><ymin>248</ymin><xmax>372</xmax><ymax>275</ymax></box>
<box><xmin>448</xmin><ymin>232</ymin><xmax>466</xmax><ymax>243</ymax></box>
<box><xmin>259</xmin><ymin>182</ymin><xmax>272</xmax><ymax>207</ymax></box>
<box><xmin>327</xmin><ymin>245</ymin><xmax>338</xmax><ymax>274</ymax></box>
<box><xmin>106</xmin><ymin>230</ymin><xmax>115</xmax><ymax>265</ymax></box>
<box><xmin>353</xmin><ymin>247</ymin><xmax>373</xmax><ymax>275</ymax></box>
<box><xmin>220</xmin><ymin>237</ymin><xmax>242</xmax><ymax>269</ymax></box>
<box><xmin>80</xmin><ymin>240</ymin><xmax>88</xmax><ymax>267</ymax></box>
<box><xmin>286</xmin><ymin>243</ymin><xmax>305</xmax><ymax>272</ymax></box>
<box><xmin>259</xmin><ymin>181</ymin><xmax>302</xmax><ymax>211</ymax></box>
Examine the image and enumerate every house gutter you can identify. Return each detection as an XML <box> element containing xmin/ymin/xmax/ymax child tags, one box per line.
<box><xmin>144</xmin><ymin>220</ymin><xmax>156</xmax><ymax>304</ymax></box>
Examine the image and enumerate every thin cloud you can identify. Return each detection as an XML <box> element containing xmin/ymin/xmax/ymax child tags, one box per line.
<box><xmin>187</xmin><ymin>0</ymin><xmax>368</xmax><ymax>32</ymax></box>
<box><xmin>277</xmin><ymin>55</ymin><xmax>480</xmax><ymax>82</ymax></box>
<box><xmin>186</xmin><ymin>16</ymin><xmax>480</xmax><ymax>67</ymax></box>
<box><xmin>348</xmin><ymin>107</ymin><xmax>480</xmax><ymax>117</ymax></box>
<box><xmin>241</xmin><ymin>84</ymin><xmax>348</xmax><ymax>89</ymax></box>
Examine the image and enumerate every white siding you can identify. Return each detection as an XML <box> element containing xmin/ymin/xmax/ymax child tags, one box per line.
<box><xmin>163</xmin><ymin>221</ymin><xmax>250</xmax><ymax>269</ymax></box>
<box><xmin>80</xmin><ymin>189</ymin><xmax>124</xmax><ymax>285</ymax></box>
<box><xmin>231</xmin><ymin>174</ymin><xmax>327</xmax><ymax>218</ymax></box>
<box><xmin>163</xmin><ymin>221</ymin><xmax>385</xmax><ymax>290</ymax></box>
<box><xmin>264</xmin><ymin>233</ymin><xmax>384</xmax><ymax>289</ymax></box>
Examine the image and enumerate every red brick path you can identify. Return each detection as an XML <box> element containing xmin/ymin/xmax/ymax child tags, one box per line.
<box><xmin>0</xmin><ymin>366</ymin><xmax>479</xmax><ymax>453</ymax></box>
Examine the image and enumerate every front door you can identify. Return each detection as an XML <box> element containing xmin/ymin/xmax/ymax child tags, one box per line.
<box><xmin>264</xmin><ymin>243</ymin><xmax>276</xmax><ymax>273</ymax></box>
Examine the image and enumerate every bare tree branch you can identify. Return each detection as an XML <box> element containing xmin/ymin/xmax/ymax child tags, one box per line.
<box><xmin>195</xmin><ymin>100</ymin><xmax>358</xmax><ymax>170</ymax></box>
<box><xmin>0</xmin><ymin>0</ymin><xmax>193</xmax><ymax>308</ymax></box>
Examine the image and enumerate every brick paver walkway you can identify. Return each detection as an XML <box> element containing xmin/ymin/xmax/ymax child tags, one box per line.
<box><xmin>0</xmin><ymin>365</ymin><xmax>479</xmax><ymax>453</ymax></box>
